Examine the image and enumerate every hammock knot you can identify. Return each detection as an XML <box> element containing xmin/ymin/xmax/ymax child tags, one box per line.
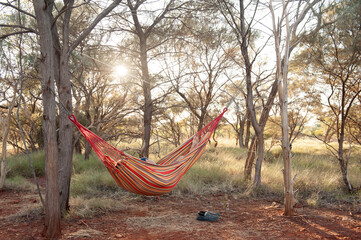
<box><xmin>68</xmin><ymin>114</ymin><xmax>76</xmax><ymax>122</ymax></box>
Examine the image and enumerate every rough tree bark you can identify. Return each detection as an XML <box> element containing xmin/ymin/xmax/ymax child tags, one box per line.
<box><xmin>244</xmin><ymin>109</ymin><xmax>251</xmax><ymax>148</ymax></box>
<box><xmin>33</xmin><ymin>0</ymin><xmax>61</xmax><ymax>237</ymax></box>
<box><xmin>244</xmin><ymin>135</ymin><xmax>257</xmax><ymax>180</ymax></box>
<box><xmin>49</xmin><ymin>0</ymin><xmax>122</xmax><ymax>212</ymax></box>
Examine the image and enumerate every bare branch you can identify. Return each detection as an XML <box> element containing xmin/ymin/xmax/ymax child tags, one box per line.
<box><xmin>0</xmin><ymin>2</ymin><xmax>35</xmax><ymax>19</ymax></box>
<box><xmin>0</xmin><ymin>30</ymin><xmax>36</xmax><ymax>40</ymax></box>
<box><xmin>69</xmin><ymin>0</ymin><xmax>122</xmax><ymax>53</ymax></box>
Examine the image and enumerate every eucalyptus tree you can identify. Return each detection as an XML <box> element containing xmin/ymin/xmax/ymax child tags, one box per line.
<box><xmin>268</xmin><ymin>0</ymin><xmax>326</xmax><ymax>215</ymax></box>
<box><xmin>294</xmin><ymin>0</ymin><xmax>361</xmax><ymax>192</ymax></box>
<box><xmin>2</xmin><ymin>0</ymin><xmax>123</xmax><ymax>236</ymax></box>
<box><xmin>32</xmin><ymin>1</ymin><xmax>61</xmax><ymax>237</ymax></box>
<box><xmin>111</xmin><ymin>0</ymin><xmax>191</xmax><ymax>157</ymax></box>
<box><xmin>218</xmin><ymin>0</ymin><xmax>326</xmax><ymax>215</ymax></box>
<box><xmin>217</xmin><ymin>0</ymin><xmax>276</xmax><ymax>186</ymax></box>
<box><xmin>70</xmin><ymin>41</ymin><xmax>136</xmax><ymax>159</ymax></box>
<box><xmin>154</xmin><ymin>3</ymin><xmax>239</xmax><ymax>136</ymax></box>
<box><xmin>0</xmin><ymin>42</ymin><xmax>19</xmax><ymax>189</ymax></box>
<box><xmin>45</xmin><ymin>0</ymin><xmax>122</xmax><ymax>214</ymax></box>
<box><xmin>174</xmin><ymin>31</ymin><xmax>236</xmax><ymax>132</ymax></box>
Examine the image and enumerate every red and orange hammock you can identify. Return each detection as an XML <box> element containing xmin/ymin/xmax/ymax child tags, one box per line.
<box><xmin>69</xmin><ymin>108</ymin><xmax>227</xmax><ymax>196</ymax></box>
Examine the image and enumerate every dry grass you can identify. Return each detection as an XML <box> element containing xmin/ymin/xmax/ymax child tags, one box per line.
<box><xmin>0</xmin><ymin>193</ymin><xmax>43</xmax><ymax>223</ymax></box>
<box><xmin>69</xmin><ymin>196</ymin><xmax>132</xmax><ymax>218</ymax></box>
<box><xmin>3</xmin><ymin>136</ymin><xmax>360</xmax><ymax>217</ymax></box>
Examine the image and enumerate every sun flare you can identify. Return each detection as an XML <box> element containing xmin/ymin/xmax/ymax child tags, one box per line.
<box><xmin>113</xmin><ymin>65</ymin><xmax>128</xmax><ymax>77</ymax></box>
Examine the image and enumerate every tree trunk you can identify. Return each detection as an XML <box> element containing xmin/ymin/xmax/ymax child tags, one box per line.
<box><xmin>338</xmin><ymin>157</ymin><xmax>353</xmax><ymax>192</ymax></box>
<box><xmin>244</xmin><ymin>109</ymin><xmax>251</xmax><ymax>148</ymax></box>
<box><xmin>57</xmin><ymin>53</ymin><xmax>73</xmax><ymax>213</ymax></box>
<box><xmin>213</xmin><ymin>125</ymin><xmax>218</xmax><ymax>147</ymax></box>
<box><xmin>279</xmin><ymin>81</ymin><xmax>294</xmax><ymax>215</ymax></box>
<box><xmin>238</xmin><ymin>0</ymin><xmax>266</xmax><ymax>187</ymax></box>
<box><xmin>84</xmin><ymin>97</ymin><xmax>92</xmax><ymax>160</ymax></box>
<box><xmin>238</xmin><ymin>117</ymin><xmax>246</xmax><ymax>148</ymax></box>
<box><xmin>139</xmin><ymin>38</ymin><xmax>152</xmax><ymax>158</ymax></box>
<box><xmin>271</xmin><ymin>0</ymin><xmax>294</xmax><ymax>215</ymax></box>
<box><xmin>50</xmin><ymin>6</ymin><xmax>74</xmax><ymax>213</ymax></box>
<box><xmin>244</xmin><ymin>136</ymin><xmax>257</xmax><ymax>180</ymax></box>
<box><xmin>0</xmin><ymin>91</ymin><xmax>18</xmax><ymax>189</ymax></box>
<box><xmin>198</xmin><ymin>111</ymin><xmax>206</xmax><ymax>132</ymax></box>
<box><xmin>33</xmin><ymin>0</ymin><xmax>61</xmax><ymax>237</ymax></box>
<box><xmin>0</xmin><ymin>114</ymin><xmax>11</xmax><ymax>189</ymax></box>
<box><xmin>85</xmin><ymin>142</ymin><xmax>91</xmax><ymax>160</ymax></box>
<box><xmin>74</xmin><ymin>138</ymin><xmax>82</xmax><ymax>154</ymax></box>
<box><xmin>273</xmin><ymin>53</ymin><xmax>294</xmax><ymax>210</ymax></box>
<box><xmin>338</xmin><ymin>120</ymin><xmax>353</xmax><ymax>192</ymax></box>
<box><xmin>253</xmin><ymin>133</ymin><xmax>264</xmax><ymax>186</ymax></box>
<box><xmin>127</xmin><ymin>0</ymin><xmax>176</xmax><ymax>157</ymax></box>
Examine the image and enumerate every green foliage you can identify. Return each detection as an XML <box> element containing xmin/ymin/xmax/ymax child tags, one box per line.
<box><xmin>71</xmin><ymin>169</ymin><xmax>120</xmax><ymax>197</ymax></box>
<box><xmin>71</xmin><ymin>153</ymin><xmax>125</xmax><ymax>197</ymax></box>
<box><xmin>6</xmin><ymin>151</ymin><xmax>45</xmax><ymax>178</ymax></box>
<box><xmin>72</xmin><ymin>153</ymin><xmax>104</xmax><ymax>174</ymax></box>
<box><xmin>5</xmin><ymin>175</ymin><xmax>35</xmax><ymax>190</ymax></box>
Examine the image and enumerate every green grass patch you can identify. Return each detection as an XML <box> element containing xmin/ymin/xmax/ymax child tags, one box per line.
<box><xmin>6</xmin><ymin>151</ymin><xmax>45</xmax><ymax>178</ymax></box>
<box><xmin>4</xmin><ymin>175</ymin><xmax>35</xmax><ymax>190</ymax></box>
<box><xmin>72</xmin><ymin>153</ymin><xmax>104</xmax><ymax>174</ymax></box>
<box><xmin>71</xmin><ymin>153</ymin><xmax>127</xmax><ymax>197</ymax></box>
<box><xmin>71</xmin><ymin>169</ymin><xmax>122</xmax><ymax>197</ymax></box>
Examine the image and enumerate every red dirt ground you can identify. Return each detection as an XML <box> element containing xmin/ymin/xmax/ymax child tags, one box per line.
<box><xmin>0</xmin><ymin>188</ymin><xmax>360</xmax><ymax>240</ymax></box>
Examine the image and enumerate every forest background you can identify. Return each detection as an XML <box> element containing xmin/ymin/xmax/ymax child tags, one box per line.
<box><xmin>0</xmin><ymin>0</ymin><xmax>360</xmax><ymax>238</ymax></box>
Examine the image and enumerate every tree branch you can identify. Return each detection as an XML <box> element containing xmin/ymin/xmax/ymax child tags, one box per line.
<box><xmin>0</xmin><ymin>2</ymin><xmax>36</xmax><ymax>19</ymax></box>
<box><xmin>0</xmin><ymin>30</ymin><xmax>35</xmax><ymax>40</ymax></box>
<box><xmin>69</xmin><ymin>0</ymin><xmax>122</xmax><ymax>53</ymax></box>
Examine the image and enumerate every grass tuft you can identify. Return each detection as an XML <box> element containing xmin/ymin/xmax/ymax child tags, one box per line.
<box><xmin>6</xmin><ymin>151</ymin><xmax>45</xmax><ymax>178</ymax></box>
<box><xmin>69</xmin><ymin>196</ymin><xmax>130</xmax><ymax>218</ymax></box>
<box><xmin>4</xmin><ymin>175</ymin><xmax>36</xmax><ymax>190</ymax></box>
<box><xmin>3</xmin><ymin>137</ymin><xmax>360</xmax><ymax>208</ymax></box>
<box><xmin>71</xmin><ymin>153</ymin><xmax>128</xmax><ymax>197</ymax></box>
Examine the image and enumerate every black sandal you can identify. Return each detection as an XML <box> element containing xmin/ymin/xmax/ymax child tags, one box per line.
<box><xmin>196</xmin><ymin>211</ymin><xmax>220</xmax><ymax>222</ymax></box>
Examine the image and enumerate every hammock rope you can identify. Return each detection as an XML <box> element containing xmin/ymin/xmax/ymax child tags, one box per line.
<box><xmin>68</xmin><ymin>108</ymin><xmax>227</xmax><ymax>196</ymax></box>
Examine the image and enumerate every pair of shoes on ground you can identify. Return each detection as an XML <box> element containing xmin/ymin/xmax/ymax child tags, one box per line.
<box><xmin>196</xmin><ymin>211</ymin><xmax>220</xmax><ymax>222</ymax></box>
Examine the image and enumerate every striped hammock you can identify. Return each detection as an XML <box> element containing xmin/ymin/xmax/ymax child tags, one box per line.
<box><xmin>69</xmin><ymin>108</ymin><xmax>227</xmax><ymax>196</ymax></box>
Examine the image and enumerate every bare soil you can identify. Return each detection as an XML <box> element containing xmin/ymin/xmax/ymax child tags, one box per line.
<box><xmin>0</xmin><ymin>188</ymin><xmax>360</xmax><ymax>240</ymax></box>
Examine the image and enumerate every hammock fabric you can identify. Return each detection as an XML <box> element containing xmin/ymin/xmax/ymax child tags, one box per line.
<box><xmin>69</xmin><ymin>108</ymin><xmax>227</xmax><ymax>196</ymax></box>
